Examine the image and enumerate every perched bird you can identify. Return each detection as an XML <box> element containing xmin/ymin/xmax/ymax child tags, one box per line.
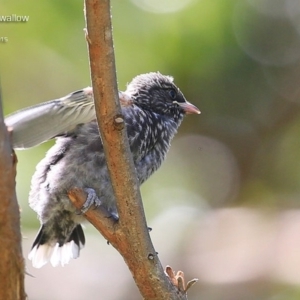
<box><xmin>5</xmin><ymin>72</ymin><xmax>200</xmax><ymax>268</ymax></box>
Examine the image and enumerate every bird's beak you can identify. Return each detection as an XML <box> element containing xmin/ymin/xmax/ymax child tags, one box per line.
<box><xmin>174</xmin><ymin>101</ymin><xmax>201</xmax><ymax>114</ymax></box>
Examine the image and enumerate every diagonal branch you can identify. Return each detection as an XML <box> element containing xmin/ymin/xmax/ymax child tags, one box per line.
<box><xmin>68</xmin><ymin>0</ymin><xmax>191</xmax><ymax>299</ymax></box>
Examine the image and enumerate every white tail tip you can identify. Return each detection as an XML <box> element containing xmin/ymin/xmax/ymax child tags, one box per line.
<box><xmin>28</xmin><ymin>241</ymin><xmax>80</xmax><ymax>268</ymax></box>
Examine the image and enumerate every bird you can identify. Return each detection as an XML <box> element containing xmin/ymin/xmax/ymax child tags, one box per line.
<box><xmin>5</xmin><ymin>72</ymin><xmax>200</xmax><ymax>268</ymax></box>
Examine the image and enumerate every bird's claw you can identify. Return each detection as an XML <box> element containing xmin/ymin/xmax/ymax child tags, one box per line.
<box><xmin>80</xmin><ymin>188</ymin><xmax>102</xmax><ymax>214</ymax></box>
<box><xmin>78</xmin><ymin>189</ymin><xmax>119</xmax><ymax>221</ymax></box>
<box><xmin>109</xmin><ymin>211</ymin><xmax>119</xmax><ymax>221</ymax></box>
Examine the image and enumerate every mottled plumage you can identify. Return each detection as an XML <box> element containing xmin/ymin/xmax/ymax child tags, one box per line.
<box><xmin>5</xmin><ymin>72</ymin><xmax>200</xmax><ymax>268</ymax></box>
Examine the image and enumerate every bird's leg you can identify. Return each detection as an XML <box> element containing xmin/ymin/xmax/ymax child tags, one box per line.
<box><xmin>79</xmin><ymin>189</ymin><xmax>119</xmax><ymax>222</ymax></box>
<box><xmin>81</xmin><ymin>188</ymin><xmax>102</xmax><ymax>213</ymax></box>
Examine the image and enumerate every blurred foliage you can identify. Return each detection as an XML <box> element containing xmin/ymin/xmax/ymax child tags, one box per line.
<box><xmin>2</xmin><ymin>0</ymin><xmax>300</xmax><ymax>299</ymax></box>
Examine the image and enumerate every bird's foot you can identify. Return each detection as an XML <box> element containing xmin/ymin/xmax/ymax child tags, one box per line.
<box><xmin>80</xmin><ymin>188</ymin><xmax>102</xmax><ymax>214</ymax></box>
<box><xmin>79</xmin><ymin>189</ymin><xmax>119</xmax><ymax>221</ymax></box>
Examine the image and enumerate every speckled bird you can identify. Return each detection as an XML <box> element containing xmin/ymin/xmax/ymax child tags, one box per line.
<box><xmin>5</xmin><ymin>72</ymin><xmax>200</xmax><ymax>268</ymax></box>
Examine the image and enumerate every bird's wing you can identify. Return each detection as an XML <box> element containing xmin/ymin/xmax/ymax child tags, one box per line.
<box><xmin>5</xmin><ymin>88</ymin><xmax>134</xmax><ymax>150</ymax></box>
<box><xmin>5</xmin><ymin>87</ymin><xmax>95</xmax><ymax>149</ymax></box>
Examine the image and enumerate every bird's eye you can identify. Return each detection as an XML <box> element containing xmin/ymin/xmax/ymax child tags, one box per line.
<box><xmin>168</xmin><ymin>89</ymin><xmax>177</xmax><ymax>100</ymax></box>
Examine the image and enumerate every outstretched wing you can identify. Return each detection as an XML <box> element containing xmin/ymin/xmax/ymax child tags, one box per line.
<box><xmin>5</xmin><ymin>88</ymin><xmax>134</xmax><ymax>150</ymax></box>
<box><xmin>5</xmin><ymin>88</ymin><xmax>95</xmax><ymax>149</ymax></box>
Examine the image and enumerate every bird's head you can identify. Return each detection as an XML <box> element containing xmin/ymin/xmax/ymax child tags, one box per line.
<box><xmin>125</xmin><ymin>72</ymin><xmax>200</xmax><ymax>120</ymax></box>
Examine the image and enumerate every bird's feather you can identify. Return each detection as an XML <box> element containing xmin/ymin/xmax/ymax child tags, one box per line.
<box><xmin>6</xmin><ymin>72</ymin><xmax>200</xmax><ymax>267</ymax></box>
<box><xmin>5</xmin><ymin>88</ymin><xmax>134</xmax><ymax>149</ymax></box>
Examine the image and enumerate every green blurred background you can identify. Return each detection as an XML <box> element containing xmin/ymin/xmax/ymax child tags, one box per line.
<box><xmin>2</xmin><ymin>0</ymin><xmax>300</xmax><ymax>299</ymax></box>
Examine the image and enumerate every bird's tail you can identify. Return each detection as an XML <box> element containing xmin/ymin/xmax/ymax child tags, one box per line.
<box><xmin>28</xmin><ymin>224</ymin><xmax>85</xmax><ymax>268</ymax></box>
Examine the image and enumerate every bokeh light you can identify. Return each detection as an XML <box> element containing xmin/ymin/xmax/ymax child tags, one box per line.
<box><xmin>2</xmin><ymin>0</ymin><xmax>300</xmax><ymax>299</ymax></box>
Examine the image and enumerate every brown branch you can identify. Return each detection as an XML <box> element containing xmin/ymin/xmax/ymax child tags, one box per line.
<box><xmin>0</xmin><ymin>90</ymin><xmax>26</xmax><ymax>299</ymax></box>
<box><xmin>68</xmin><ymin>188</ymin><xmax>117</xmax><ymax>242</ymax></box>
<box><xmin>69</xmin><ymin>189</ymin><xmax>189</xmax><ymax>300</ymax></box>
<box><xmin>70</xmin><ymin>0</ymin><xmax>194</xmax><ymax>299</ymax></box>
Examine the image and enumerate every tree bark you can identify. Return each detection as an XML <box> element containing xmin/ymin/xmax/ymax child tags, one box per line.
<box><xmin>70</xmin><ymin>1</ymin><xmax>191</xmax><ymax>299</ymax></box>
<box><xmin>0</xmin><ymin>90</ymin><xmax>26</xmax><ymax>299</ymax></box>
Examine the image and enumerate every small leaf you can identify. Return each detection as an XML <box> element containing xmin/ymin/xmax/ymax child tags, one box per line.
<box><xmin>185</xmin><ymin>278</ymin><xmax>198</xmax><ymax>292</ymax></box>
